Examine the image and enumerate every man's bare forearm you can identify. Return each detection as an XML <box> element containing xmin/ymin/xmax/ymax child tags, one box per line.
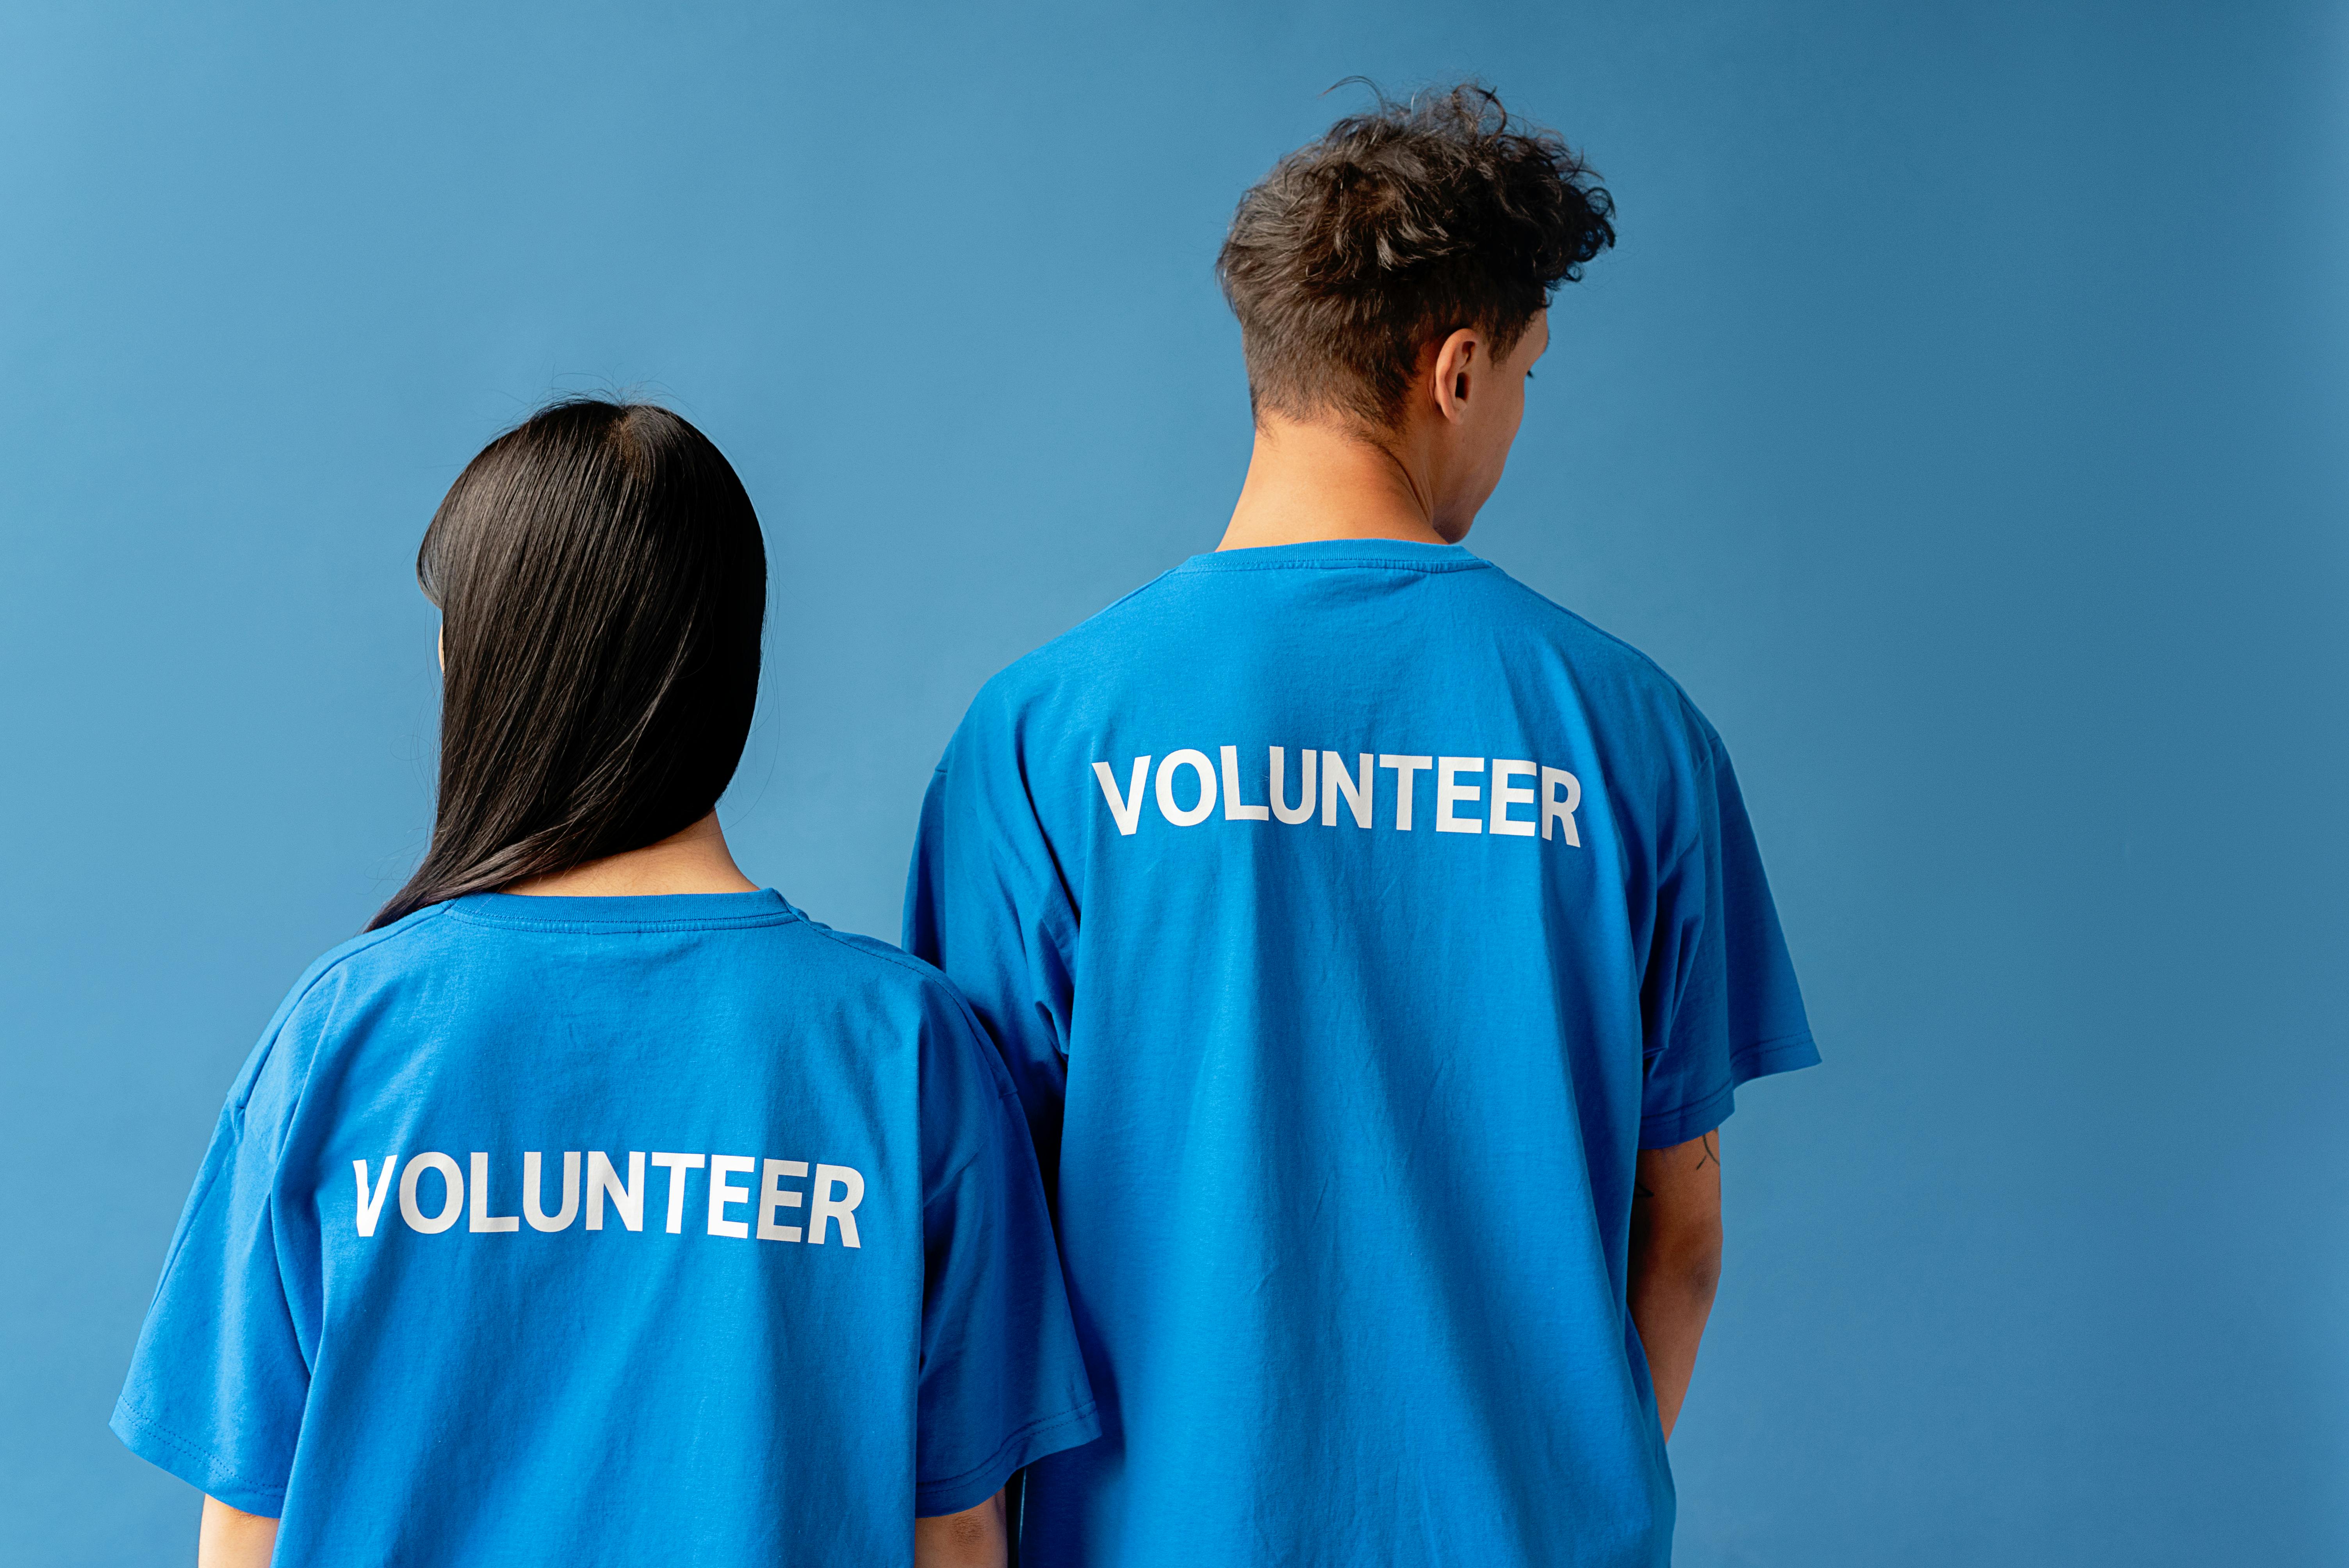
<box><xmin>1628</xmin><ymin>1128</ymin><xmax>1724</xmax><ymax>1440</ymax></box>
<box><xmin>915</xmin><ymin>1488</ymin><xmax>1007</xmax><ymax>1568</ymax></box>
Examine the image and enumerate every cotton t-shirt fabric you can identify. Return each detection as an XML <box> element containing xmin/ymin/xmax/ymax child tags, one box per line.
<box><xmin>905</xmin><ymin>539</ymin><xmax>1818</xmax><ymax>1568</ymax></box>
<box><xmin>114</xmin><ymin>889</ymin><xmax>1097</xmax><ymax>1566</ymax></box>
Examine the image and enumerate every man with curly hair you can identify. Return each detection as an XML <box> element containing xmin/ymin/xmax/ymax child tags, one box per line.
<box><xmin>907</xmin><ymin>85</ymin><xmax>1818</xmax><ymax>1567</ymax></box>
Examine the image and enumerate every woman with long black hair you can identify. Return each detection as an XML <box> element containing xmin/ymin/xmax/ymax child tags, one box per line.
<box><xmin>112</xmin><ymin>399</ymin><xmax>1097</xmax><ymax>1567</ymax></box>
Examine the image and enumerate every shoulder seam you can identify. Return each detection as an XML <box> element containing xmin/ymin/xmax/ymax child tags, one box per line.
<box><xmin>1486</xmin><ymin>571</ymin><xmax>1679</xmax><ymax>683</ymax></box>
<box><xmin>794</xmin><ymin>927</ymin><xmax>1021</xmax><ymax>1106</ymax></box>
<box><xmin>795</xmin><ymin>921</ymin><xmax>955</xmax><ymax>988</ymax></box>
<box><xmin>1485</xmin><ymin>570</ymin><xmax>1723</xmax><ymax>743</ymax></box>
<box><xmin>235</xmin><ymin>903</ymin><xmax>456</xmax><ymax>1116</ymax></box>
<box><xmin>795</xmin><ymin>926</ymin><xmax>1002</xmax><ymax>1042</ymax></box>
<box><xmin>972</xmin><ymin>565</ymin><xmax>1189</xmax><ymax>695</ymax></box>
<box><xmin>294</xmin><ymin>902</ymin><xmax>457</xmax><ymax>997</ymax></box>
<box><xmin>230</xmin><ymin>905</ymin><xmax>462</xmax><ymax>1184</ymax></box>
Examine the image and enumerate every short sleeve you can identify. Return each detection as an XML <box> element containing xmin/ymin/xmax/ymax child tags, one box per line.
<box><xmin>913</xmin><ymin>987</ymin><xmax>1098</xmax><ymax>1516</ymax></box>
<box><xmin>111</xmin><ymin>1026</ymin><xmax>311</xmax><ymax>1515</ymax></box>
<box><xmin>904</xmin><ymin>707</ymin><xmax>1081</xmax><ymax>1189</ymax></box>
<box><xmin>1638</xmin><ymin>735</ymin><xmax>1820</xmax><ymax>1148</ymax></box>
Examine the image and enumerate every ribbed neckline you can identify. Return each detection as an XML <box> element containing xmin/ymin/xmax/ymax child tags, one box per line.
<box><xmin>1173</xmin><ymin>538</ymin><xmax>1491</xmax><ymax>574</ymax></box>
<box><xmin>447</xmin><ymin>888</ymin><xmax>797</xmax><ymax>931</ymax></box>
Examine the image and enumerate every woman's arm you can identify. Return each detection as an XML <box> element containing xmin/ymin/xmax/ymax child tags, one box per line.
<box><xmin>915</xmin><ymin>1488</ymin><xmax>1007</xmax><ymax>1568</ymax></box>
<box><xmin>198</xmin><ymin>1496</ymin><xmax>278</xmax><ymax>1568</ymax></box>
<box><xmin>1628</xmin><ymin>1128</ymin><xmax>1725</xmax><ymax>1440</ymax></box>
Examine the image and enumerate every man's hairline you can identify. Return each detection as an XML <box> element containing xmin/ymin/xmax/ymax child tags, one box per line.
<box><xmin>1243</xmin><ymin>304</ymin><xmax>1554</xmax><ymax>433</ymax></box>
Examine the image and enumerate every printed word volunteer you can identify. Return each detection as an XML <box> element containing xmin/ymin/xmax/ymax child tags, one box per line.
<box><xmin>1094</xmin><ymin>745</ymin><xmax>1585</xmax><ymax>841</ymax></box>
<box><xmin>351</xmin><ymin>1149</ymin><xmax>868</xmax><ymax>1246</ymax></box>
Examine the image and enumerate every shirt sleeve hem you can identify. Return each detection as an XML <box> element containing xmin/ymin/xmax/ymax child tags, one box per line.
<box><xmin>1732</xmin><ymin>1030</ymin><xmax>1821</xmax><ymax>1084</ymax></box>
<box><xmin>914</xmin><ymin>1400</ymin><xmax>1101</xmax><ymax>1518</ymax></box>
<box><xmin>110</xmin><ymin>1398</ymin><xmax>287</xmax><ymax>1517</ymax></box>
<box><xmin>1639</xmin><ymin>1032</ymin><xmax>1821</xmax><ymax>1149</ymax></box>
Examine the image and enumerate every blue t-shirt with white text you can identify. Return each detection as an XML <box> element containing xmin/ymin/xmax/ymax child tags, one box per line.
<box><xmin>906</xmin><ymin>540</ymin><xmax>1817</xmax><ymax>1568</ymax></box>
<box><xmin>115</xmin><ymin>889</ymin><xmax>1098</xmax><ymax>1565</ymax></box>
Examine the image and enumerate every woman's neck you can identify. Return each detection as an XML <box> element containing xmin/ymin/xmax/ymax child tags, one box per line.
<box><xmin>503</xmin><ymin>812</ymin><xmax>758</xmax><ymax>898</ymax></box>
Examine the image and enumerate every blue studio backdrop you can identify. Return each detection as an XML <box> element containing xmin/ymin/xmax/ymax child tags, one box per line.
<box><xmin>3</xmin><ymin>3</ymin><xmax>2343</xmax><ymax>1564</ymax></box>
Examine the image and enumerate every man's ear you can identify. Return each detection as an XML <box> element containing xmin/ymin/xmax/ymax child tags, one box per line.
<box><xmin>1431</xmin><ymin>328</ymin><xmax>1483</xmax><ymax>424</ymax></box>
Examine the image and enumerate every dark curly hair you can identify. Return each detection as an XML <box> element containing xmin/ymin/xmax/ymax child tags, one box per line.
<box><xmin>1216</xmin><ymin>83</ymin><xmax>1615</xmax><ymax>429</ymax></box>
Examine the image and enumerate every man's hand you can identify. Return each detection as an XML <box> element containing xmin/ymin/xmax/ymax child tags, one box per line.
<box><xmin>915</xmin><ymin>1488</ymin><xmax>1008</xmax><ymax>1568</ymax></box>
<box><xmin>1629</xmin><ymin>1128</ymin><xmax>1725</xmax><ymax>1440</ymax></box>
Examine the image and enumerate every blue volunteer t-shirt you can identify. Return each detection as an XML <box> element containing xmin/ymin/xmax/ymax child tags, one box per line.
<box><xmin>906</xmin><ymin>540</ymin><xmax>1818</xmax><ymax>1568</ymax></box>
<box><xmin>115</xmin><ymin>889</ymin><xmax>1097</xmax><ymax>1565</ymax></box>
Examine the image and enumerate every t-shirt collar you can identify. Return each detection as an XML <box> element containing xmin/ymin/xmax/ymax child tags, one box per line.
<box><xmin>449</xmin><ymin>888</ymin><xmax>795</xmax><ymax>928</ymax></box>
<box><xmin>1174</xmin><ymin>537</ymin><xmax>1489</xmax><ymax>573</ymax></box>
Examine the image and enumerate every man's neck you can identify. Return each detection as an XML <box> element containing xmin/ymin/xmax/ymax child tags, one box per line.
<box><xmin>1217</xmin><ymin>413</ymin><xmax>1454</xmax><ymax>551</ymax></box>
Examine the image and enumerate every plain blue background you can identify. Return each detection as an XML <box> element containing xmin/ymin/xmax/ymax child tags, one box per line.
<box><xmin>2</xmin><ymin>2</ymin><xmax>2342</xmax><ymax>1563</ymax></box>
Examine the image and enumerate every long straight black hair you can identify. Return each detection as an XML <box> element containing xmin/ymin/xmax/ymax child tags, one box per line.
<box><xmin>369</xmin><ymin>399</ymin><xmax>767</xmax><ymax>930</ymax></box>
